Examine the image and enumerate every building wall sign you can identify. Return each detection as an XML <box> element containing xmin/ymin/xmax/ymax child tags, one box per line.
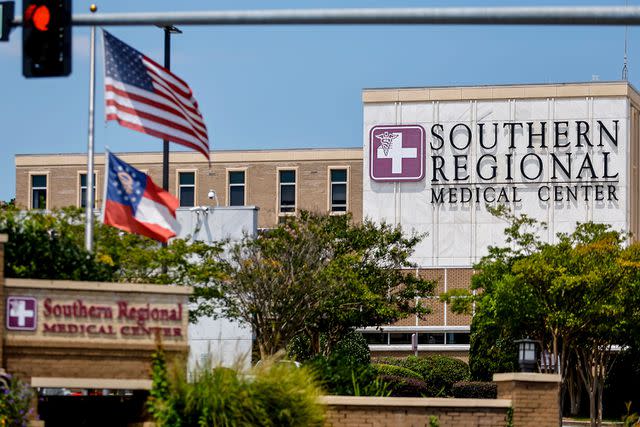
<box><xmin>4</xmin><ymin>279</ymin><xmax>191</xmax><ymax>347</ymax></box>
<box><xmin>7</xmin><ymin>296</ymin><xmax>37</xmax><ymax>331</ymax></box>
<box><xmin>40</xmin><ymin>298</ymin><xmax>184</xmax><ymax>338</ymax></box>
<box><xmin>363</xmin><ymin>94</ymin><xmax>631</xmax><ymax>267</ymax></box>
<box><xmin>370</xmin><ymin>120</ymin><xmax>620</xmax><ymax>204</ymax></box>
<box><xmin>370</xmin><ymin>125</ymin><xmax>426</xmax><ymax>181</ymax></box>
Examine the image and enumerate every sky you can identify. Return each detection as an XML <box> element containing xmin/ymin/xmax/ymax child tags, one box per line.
<box><xmin>0</xmin><ymin>0</ymin><xmax>638</xmax><ymax>201</ymax></box>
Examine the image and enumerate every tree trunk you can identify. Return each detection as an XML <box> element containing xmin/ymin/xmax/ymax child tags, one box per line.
<box><xmin>589</xmin><ymin>379</ymin><xmax>598</xmax><ymax>427</ymax></box>
<box><xmin>568</xmin><ymin>367</ymin><xmax>582</xmax><ymax>416</ymax></box>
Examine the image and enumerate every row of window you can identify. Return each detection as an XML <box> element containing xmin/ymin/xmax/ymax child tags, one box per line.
<box><xmin>361</xmin><ymin>331</ymin><xmax>471</xmax><ymax>346</ymax></box>
<box><xmin>28</xmin><ymin>169</ymin><xmax>349</xmax><ymax>214</ymax></box>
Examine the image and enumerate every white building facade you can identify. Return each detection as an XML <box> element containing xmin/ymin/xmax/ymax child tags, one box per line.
<box><xmin>361</xmin><ymin>82</ymin><xmax>640</xmax><ymax>356</ymax></box>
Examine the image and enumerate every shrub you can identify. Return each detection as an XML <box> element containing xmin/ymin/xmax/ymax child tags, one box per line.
<box><xmin>331</xmin><ymin>331</ymin><xmax>370</xmax><ymax>367</ymax></box>
<box><xmin>372</xmin><ymin>364</ymin><xmax>423</xmax><ymax>381</ymax></box>
<box><xmin>378</xmin><ymin>375</ymin><xmax>430</xmax><ymax>397</ymax></box>
<box><xmin>304</xmin><ymin>331</ymin><xmax>378</xmax><ymax>396</ymax></box>
<box><xmin>148</xmin><ymin>358</ymin><xmax>324</xmax><ymax>426</ymax></box>
<box><xmin>0</xmin><ymin>374</ymin><xmax>34</xmax><ymax>427</ymax></box>
<box><xmin>373</xmin><ymin>355</ymin><xmax>470</xmax><ymax>397</ymax></box>
<box><xmin>308</xmin><ymin>355</ymin><xmax>386</xmax><ymax>396</ymax></box>
<box><xmin>451</xmin><ymin>381</ymin><xmax>497</xmax><ymax>399</ymax></box>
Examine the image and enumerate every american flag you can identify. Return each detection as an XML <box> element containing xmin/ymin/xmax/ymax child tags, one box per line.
<box><xmin>103</xmin><ymin>30</ymin><xmax>210</xmax><ymax>160</ymax></box>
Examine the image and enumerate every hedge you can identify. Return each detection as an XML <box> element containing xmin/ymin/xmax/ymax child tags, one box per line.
<box><xmin>374</xmin><ymin>355</ymin><xmax>470</xmax><ymax>397</ymax></box>
<box><xmin>378</xmin><ymin>375</ymin><xmax>430</xmax><ymax>397</ymax></box>
<box><xmin>372</xmin><ymin>364</ymin><xmax>423</xmax><ymax>381</ymax></box>
<box><xmin>451</xmin><ymin>381</ymin><xmax>497</xmax><ymax>399</ymax></box>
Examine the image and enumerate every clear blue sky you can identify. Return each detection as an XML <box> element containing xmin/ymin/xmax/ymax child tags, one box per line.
<box><xmin>0</xmin><ymin>0</ymin><xmax>636</xmax><ymax>201</ymax></box>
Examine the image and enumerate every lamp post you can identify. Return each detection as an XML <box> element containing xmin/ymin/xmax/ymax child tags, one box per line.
<box><xmin>515</xmin><ymin>338</ymin><xmax>539</xmax><ymax>373</ymax></box>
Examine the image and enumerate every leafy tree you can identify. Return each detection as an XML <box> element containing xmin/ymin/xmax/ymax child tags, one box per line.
<box><xmin>444</xmin><ymin>206</ymin><xmax>640</xmax><ymax>427</ymax></box>
<box><xmin>218</xmin><ymin>211</ymin><xmax>434</xmax><ymax>359</ymax></box>
<box><xmin>0</xmin><ymin>206</ymin><xmax>228</xmax><ymax>321</ymax></box>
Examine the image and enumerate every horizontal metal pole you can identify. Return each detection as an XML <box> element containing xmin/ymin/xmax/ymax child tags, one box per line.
<box><xmin>11</xmin><ymin>6</ymin><xmax>640</xmax><ymax>27</ymax></box>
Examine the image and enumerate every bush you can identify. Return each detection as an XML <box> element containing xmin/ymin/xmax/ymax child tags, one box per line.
<box><xmin>308</xmin><ymin>355</ymin><xmax>388</xmax><ymax>396</ymax></box>
<box><xmin>148</xmin><ymin>359</ymin><xmax>324</xmax><ymax>426</ymax></box>
<box><xmin>374</xmin><ymin>355</ymin><xmax>470</xmax><ymax>397</ymax></box>
<box><xmin>303</xmin><ymin>331</ymin><xmax>379</xmax><ymax>396</ymax></box>
<box><xmin>372</xmin><ymin>364</ymin><xmax>423</xmax><ymax>381</ymax></box>
<box><xmin>0</xmin><ymin>374</ymin><xmax>34</xmax><ymax>427</ymax></box>
<box><xmin>451</xmin><ymin>381</ymin><xmax>497</xmax><ymax>399</ymax></box>
<box><xmin>331</xmin><ymin>331</ymin><xmax>370</xmax><ymax>367</ymax></box>
<box><xmin>378</xmin><ymin>375</ymin><xmax>430</xmax><ymax>397</ymax></box>
<box><xmin>288</xmin><ymin>331</ymin><xmax>370</xmax><ymax>366</ymax></box>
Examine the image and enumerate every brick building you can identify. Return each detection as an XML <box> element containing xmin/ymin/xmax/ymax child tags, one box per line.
<box><xmin>15</xmin><ymin>147</ymin><xmax>363</xmax><ymax>230</ymax></box>
<box><xmin>16</xmin><ymin>81</ymin><xmax>639</xmax><ymax>359</ymax></box>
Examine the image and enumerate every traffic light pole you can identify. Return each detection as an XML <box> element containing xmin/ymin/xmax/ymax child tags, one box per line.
<box><xmin>13</xmin><ymin>6</ymin><xmax>640</xmax><ymax>27</ymax></box>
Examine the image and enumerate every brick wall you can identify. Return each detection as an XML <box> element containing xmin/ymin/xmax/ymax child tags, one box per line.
<box><xmin>322</xmin><ymin>374</ymin><xmax>561</xmax><ymax>427</ymax></box>
<box><xmin>494</xmin><ymin>373</ymin><xmax>561</xmax><ymax>427</ymax></box>
<box><xmin>322</xmin><ymin>396</ymin><xmax>511</xmax><ymax>427</ymax></box>
<box><xmin>15</xmin><ymin>150</ymin><xmax>363</xmax><ymax>229</ymax></box>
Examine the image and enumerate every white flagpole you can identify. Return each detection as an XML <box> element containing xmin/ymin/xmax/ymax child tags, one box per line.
<box><xmin>85</xmin><ymin>4</ymin><xmax>98</xmax><ymax>252</ymax></box>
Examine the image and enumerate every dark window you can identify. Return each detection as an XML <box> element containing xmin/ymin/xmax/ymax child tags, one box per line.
<box><xmin>279</xmin><ymin>170</ymin><xmax>296</xmax><ymax>213</ymax></box>
<box><xmin>179</xmin><ymin>172</ymin><xmax>195</xmax><ymax>207</ymax></box>
<box><xmin>418</xmin><ymin>333</ymin><xmax>445</xmax><ymax>345</ymax></box>
<box><xmin>31</xmin><ymin>175</ymin><xmax>47</xmax><ymax>209</ymax></box>
<box><xmin>446</xmin><ymin>332</ymin><xmax>470</xmax><ymax>345</ymax></box>
<box><xmin>228</xmin><ymin>171</ymin><xmax>245</xmax><ymax>206</ymax></box>
<box><xmin>330</xmin><ymin>169</ymin><xmax>347</xmax><ymax>212</ymax></box>
<box><xmin>79</xmin><ymin>173</ymin><xmax>96</xmax><ymax>208</ymax></box>
<box><xmin>389</xmin><ymin>333</ymin><xmax>413</xmax><ymax>345</ymax></box>
<box><xmin>362</xmin><ymin>332</ymin><xmax>388</xmax><ymax>345</ymax></box>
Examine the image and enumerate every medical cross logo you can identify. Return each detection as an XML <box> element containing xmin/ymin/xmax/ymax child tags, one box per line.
<box><xmin>370</xmin><ymin>125</ymin><xmax>425</xmax><ymax>182</ymax></box>
<box><xmin>7</xmin><ymin>297</ymin><xmax>37</xmax><ymax>331</ymax></box>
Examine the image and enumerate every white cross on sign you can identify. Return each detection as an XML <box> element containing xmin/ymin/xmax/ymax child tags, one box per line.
<box><xmin>10</xmin><ymin>300</ymin><xmax>34</xmax><ymax>327</ymax></box>
<box><xmin>377</xmin><ymin>133</ymin><xmax>417</xmax><ymax>174</ymax></box>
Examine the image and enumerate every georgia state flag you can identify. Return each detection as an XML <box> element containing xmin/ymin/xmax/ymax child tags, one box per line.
<box><xmin>102</xmin><ymin>151</ymin><xmax>180</xmax><ymax>243</ymax></box>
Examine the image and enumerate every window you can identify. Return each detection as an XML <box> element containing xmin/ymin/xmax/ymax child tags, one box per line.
<box><xmin>446</xmin><ymin>332</ymin><xmax>470</xmax><ymax>345</ymax></box>
<box><xmin>330</xmin><ymin>169</ymin><xmax>348</xmax><ymax>212</ymax></box>
<box><xmin>31</xmin><ymin>174</ymin><xmax>47</xmax><ymax>209</ymax></box>
<box><xmin>418</xmin><ymin>332</ymin><xmax>445</xmax><ymax>345</ymax></box>
<box><xmin>178</xmin><ymin>172</ymin><xmax>195</xmax><ymax>207</ymax></box>
<box><xmin>279</xmin><ymin>170</ymin><xmax>296</xmax><ymax>214</ymax></box>
<box><xmin>228</xmin><ymin>171</ymin><xmax>245</xmax><ymax>206</ymax></box>
<box><xmin>389</xmin><ymin>333</ymin><xmax>413</xmax><ymax>345</ymax></box>
<box><xmin>79</xmin><ymin>173</ymin><xmax>97</xmax><ymax>208</ymax></box>
<box><xmin>362</xmin><ymin>332</ymin><xmax>388</xmax><ymax>345</ymax></box>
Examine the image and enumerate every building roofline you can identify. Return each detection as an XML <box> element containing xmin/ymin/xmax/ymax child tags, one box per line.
<box><xmin>363</xmin><ymin>80</ymin><xmax>640</xmax><ymax>107</ymax></box>
<box><xmin>15</xmin><ymin>147</ymin><xmax>364</xmax><ymax>167</ymax></box>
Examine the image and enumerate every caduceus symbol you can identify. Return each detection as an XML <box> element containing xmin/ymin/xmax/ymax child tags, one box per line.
<box><xmin>375</xmin><ymin>131</ymin><xmax>400</xmax><ymax>156</ymax></box>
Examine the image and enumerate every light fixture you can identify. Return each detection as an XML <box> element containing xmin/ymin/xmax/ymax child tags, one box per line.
<box><xmin>515</xmin><ymin>337</ymin><xmax>538</xmax><ymax>373</ymax></box>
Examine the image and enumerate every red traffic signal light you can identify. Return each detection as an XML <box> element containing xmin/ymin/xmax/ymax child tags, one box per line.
<box><xmin>22</xmin><ymin>0</ymin><xmax>71</xmax><ymax>78</ymax></box>
<box><xmin>24</xmin><ymin>4</ymin><xmax>50</xmax><ymax>31</ymax></box>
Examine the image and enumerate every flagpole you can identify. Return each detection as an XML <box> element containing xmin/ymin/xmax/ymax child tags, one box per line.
<box><xmin>161</xmin><ymin>25</ymin><xmax>181</xmax><ymax>194</ymax></box>
<box><xmin>85</xmin><ymin>4</ymin><xmax>98</xmax><ymax>252</ymax></box>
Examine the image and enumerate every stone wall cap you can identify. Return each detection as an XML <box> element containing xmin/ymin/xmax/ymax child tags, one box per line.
<box><xmin>5</xmin><ymin>278</ymin><xmax>193</xmax><ymax>295</ymax></box>
<box><xmin>493</xmin><ymin>372</ymin><xmax>562</xmax><ymax>383</ymax></box>
<box><xmin>31</xmin><ymin>377</ymin><xmax>152</xmax><ymax>390</ymax></box>
<box><xmin>319</xmin><ymin>395</ymin><xmax>512</xmax><ymax>408</ymax></box>
<box><xmin>0</xmin><ymin>234</ymin><xmax>7</xmax><ymax>243</ymax></box>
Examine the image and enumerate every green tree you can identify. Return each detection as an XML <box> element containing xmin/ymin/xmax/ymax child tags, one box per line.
<box><xmin>218</xmin><ymin>211</ymin><xmax>434</xmax><ymax>359</ymax></box>
<box><xmin>0</xmin><ymin>206</ymin><xmax>228</xmax><ymax>321</ymax></box>
<box><xmin>444</xmin><ymin>207</ymin><xmax>640</xmax><ymax>427</ymax></box>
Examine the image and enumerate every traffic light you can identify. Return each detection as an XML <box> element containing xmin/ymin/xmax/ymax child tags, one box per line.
<box><xmin>22</xmin><ymin>0</ymin><xmax>71</xmax><ymax>78</ymax></box>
